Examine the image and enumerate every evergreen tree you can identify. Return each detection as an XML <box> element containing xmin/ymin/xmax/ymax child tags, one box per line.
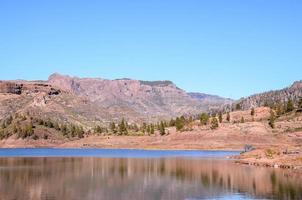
<box><xmin>94</xmin><ymin>125</ymin><xmax>103</xmax><ymax>134</ymax></box>
<box><xmin>218</xmin><ymin>112</ymin><xmax>223</xmax><ymax>123</ymax></box>
<box><xmin>236</xmin><ymin>104</ymin><xmax>241</xmax><ymax>110</ymax></box>
<box><xmin>269</xmin><ymin>110</ymin><xmax>276</xmax><ymax>129</ymax></box>
<box><xmin>169</xmin><ymin>119</ymin><xmax>176</xmax><ymax>127</ymax></box>
<box><xmin>299</xmin><ymin>98</ymin><xmax>302</xmax><ymax>109</ymax></box>
<box><xmin>110</xmin><ymin>122</ymin><xmax>117</xmax><ymax>134</ymax></box>
<box><xmin>240</xmin><ymin>117</ymin><xmax>245</xmax><ymax>123</ymax></box>
<box><xmin>200</xmin><ymin>113</ymin><xmax>209</xmax><ymax>125</ymax></box>
<box><xmin>150</xmin><ymin>124</ymin><xmax>155</xmax><ymax>135</ymax></box>
<box><xmin>251</xmin><ymin>108</ymin><xmax>255</xmax><ymax>116</ymax></box>
<box><xmin>77</xmin><ymin>126</ymin><xmax>84</xmax><ymax>138</ymax></box>
<box><xmin>175</xmin><ymin>117</ymin><xmax>184</xmax><ymax>131</ymax></box>
<box><xmin>146</xmin><ymin>125</ymin><xmax>151</xmax><ymax>135</ymax></box>
<box><xmin>286</xmin><ymin>100</ymin><xmax>294</xmax><ymax>112</ymax></box>
<box><xmin>226</xmin><ymin>112</ymin><xmax>230</xmax><ymax>122</ymax></box>
<box><xmin>118</xmin><ymin>119</ymin><xmax>128</xmax><ymax>135</ymax></box>
<box><xmin>159</xmin><ymin>121</ymin><xmax>165</xmax><ymax>136</ymax></box>
<box><xmin>210</xmin><ymin>117</ymin><xmax>219</xmax><ymax>130</ymax></box>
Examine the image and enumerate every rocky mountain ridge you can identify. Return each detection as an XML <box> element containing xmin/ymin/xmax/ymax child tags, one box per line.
<box><xmin>231</xmin><ymin>80</ymin><xmax>302</xmax><ymax>110</ymax></box>
<box><xmin>0</xmin><ymin>73</ymin><xmax>232</xmax><ymax>126</ymax></box>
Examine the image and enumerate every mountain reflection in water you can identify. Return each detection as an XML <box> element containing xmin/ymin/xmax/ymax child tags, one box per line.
<box><xmin>0</xmin><ymin>157</ymin><xmax>301</xmax><ymax>200</ymax></box>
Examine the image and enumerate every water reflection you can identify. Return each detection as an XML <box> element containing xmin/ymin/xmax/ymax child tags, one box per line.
<box><xmin>0</xmin><ymin>157</ymin><xmax>301</xmax><ymax>200</ymax></box>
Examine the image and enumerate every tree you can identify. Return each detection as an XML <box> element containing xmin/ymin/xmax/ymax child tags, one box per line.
<box><xmin>251</xmin><ymin>108</ymin><xmax>255</xmax><ymax>116</ymax></box>
<box><xmin>200</xmin><ymin>113</ymin><xmax>209</xmax><ymax>125</ymax></box>
<box><xmin>236</xmin><ymin>104</ymin><xmax>241</xmax><ymax>110</ymax></box>
<box><xmin>218</xmin><ymin>112</ymin><xmax>223</xmax><ymax>123</ymax></box>
<box><xmin>118</xmin><ymin>119</ymin><xmax>128</xmax><ymax>135</ymax></box>
<box><xmin>94</xmin><ymin>125</ymin><xmax>103</xmax><ymax>134</ymax></box>
<box><xmin>269</xmin><ymin>110</ymin><xmax>276</xmax><ymax>129</ymax></box>
<box><xmin>226</xmin><ymin>112</ymin><xmax>231</xmax><ymax>122</ymax></box>
<box><xmin>159</xmin><ymin>121</ymin><xmax>166</xmax><ymax>136</ymax></box>
<box><xmin>286</xmin><ymin>100</ymin><xmax>294</xmax><ymax>112</ymax></box>
<box><xmin>132</xmin><ymin>124</ymin><xmax>139</xmax><ymax>132</ymax></box>
<box><xmin>110</xmin><ymin>122</ymin><xmax>117</xmax><ymax>134</ymax></box>
<box><xmin>141</xmin><ymin>123</ymin><xmax>147</xmax><ymax>133</ymax></box>
<box><xmin>60</xmin><ymin>124</ymin><xmax>67</xmax><ymax>136</ymax></box>
<box><xmin>169</xmin><ymin>119</ymin><xmax>176</xmax><ymax>127</ymax></box>
<box><xmin>210</xmin><ymin>117</ymin><xmax>219</xmax><ymax>130</ymax></box>
<box><xmin>77</xmin><ymin>126</ymin><xmax>84</xmax><ymax>138</ymax></box>
<box><xmin>175</xmin><ymin>117</ymin><xmax>184</xmax><ymax>131</ymax></box>
<box><xmin>150</xmin><ymin>124</ymin><xmax>155</xmax><ymax>135</ymax></box>
<box><xmin>299</xmin><ymin>98</ymin><xmax>302</xmax><ymax>109</ymax></box>
<box><xmin>240</xmin><ymin>117</ymin><xmax>245</xmax><ymax>123</ymax></box>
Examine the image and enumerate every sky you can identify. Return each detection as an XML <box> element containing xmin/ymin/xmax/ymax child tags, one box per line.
<box><xmin>0</xmin><ymin>0</ymin><xmax>301</xmax><ymax>99</ymax></box>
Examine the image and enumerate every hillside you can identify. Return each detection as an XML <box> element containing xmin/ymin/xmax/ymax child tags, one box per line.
<box><xmin>0</xmin><ymin>73</ymin><xmax>232</xmax><ymax>129</ymax></box>
<box><xmin>231</xmin><ymin>81</ymin><xmax>302</xmax><ymax>110</ymax></box>
<box><xmin>48</xmin><ymin>73</ymin><xmax>232</xmax><ymax>121</ymax></box>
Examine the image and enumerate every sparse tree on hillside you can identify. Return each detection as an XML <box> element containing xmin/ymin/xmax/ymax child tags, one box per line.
<box><xmin>169</xmin><ymin>119</ymin><xmax>176</xmax><ymax>127</ymax></box>
<box><xmin>210</xmin><ymin>117</ymin><xmax>219</xmax><ymax>130</ymax></box>
<box><xmin>251</xmin><ymin>108</ymin><xmax>255</xmax><ymax>116</ymax></box>
<box><xmin>236</xmin><ymin>104</ymin><xmax>241</xmax><ymax>110</ymax></box>
<box><xmin>110</xmin><ymin>122</ymin><xmax>117</xmax><ymax>134</ymax></box>
<box><xmin>269</xmin><ymin>109</ymin><xmax>276</xmax><ymax>129</ymax></box>
<box><xmin>94</xmin><ymin>125</ymin><xmax>103</xmax><ymax>134</ymax></box>
<box><xmin>118</xmin><ymin>119</ymin><xmax>128</xmax><ymax>135</ymax></box>
<box><xmin>240</xmin><ymin>117</ymin><xmax>245</xmax><ymax>123</ymax></box>
<box><xmin>175</xmin><ymin>117</ymin><xmax>184</xmax><ymax>131</ymax></box>
<box><xmin>200</xmin><ymin>113</ymin><xmax>209</xmax><ymax>125</ymax></box>
<box><xmin>146</xmin><ymin>125</ymin><xmax>151</xmax><ymax>134</ymax></box>
<box><xmin>286</xmin><ymin>100</ymin><xmax>294</xmax><ymax>112</ymax></box>
<box><xmin>76</xmin><ymin>126</ymin><xmax>84</xmax><ymax>138</ymax></box>
<box><xmin>218</xmin><ymin>112</ymin><xmax>223</xmax><ymax>123</ymax></box>
<box><xmin>159</xmin><ymin>121</ymin><xmax>166</xmax><ymax>136</ymax></box>
<box><xmin>150</xmin><ymin>124</ymin><xmax>155</xmax><ymax>135</ymax></box>
<box><xmin>299</xmin><ymin>99</ymin><xmax>302</xmax><ymax>109</ymax></box>
<box><xmin>226</xmin><ymin>112</ymin><xmax>231</xmax><ymax>122</ymax></box>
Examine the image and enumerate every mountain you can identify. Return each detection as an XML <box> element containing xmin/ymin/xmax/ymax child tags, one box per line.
<box><xmin>0</xmin><ymin>73</ymin><xmax>232</xmax><ymax>127</ymax></box>
<box><xmin>188</xmin><ymin>92</ymin><xmax>233</xmax><ymax>108</ymax></box>
<box><xmin>231</xmin><ymin>81</ymin><xmax>302</xmax><ymax>110</ymax></box>
<box><xmin>47</xmin><ymin>73</ymin><xmax>233</xmax><ymax>121</ymax></box>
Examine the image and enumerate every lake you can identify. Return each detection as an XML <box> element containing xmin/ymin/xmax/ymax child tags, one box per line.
<box><xmin>0</xmin><ymin>148</ymin><xmax>301</xmax><ymax>200</ymax></box>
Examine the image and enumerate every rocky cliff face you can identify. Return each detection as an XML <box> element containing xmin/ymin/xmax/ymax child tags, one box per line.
<box><xmin>48</xmin><ymin>73</ymin><xmax>232</xmax><ymax>120</ymax></box>
<box><xmin>232</xmin><ymin>81</ymin><xmax>302</xmax><ymax>110</ymax></box>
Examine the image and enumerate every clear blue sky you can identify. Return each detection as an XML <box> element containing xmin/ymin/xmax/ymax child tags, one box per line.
<box><xmin>0</xmin><ymin>0</ymin><xmax>301</xmax><ymax>99</ymax></box>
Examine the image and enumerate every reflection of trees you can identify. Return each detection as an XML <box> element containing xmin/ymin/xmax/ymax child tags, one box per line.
<box><xmin>0</xmin><ymin>157</ymin><xmax>301</xmax><ymax>200</ymax></box>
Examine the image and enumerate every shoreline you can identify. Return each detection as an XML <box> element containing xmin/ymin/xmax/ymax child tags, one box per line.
<box><xmin>0</xmin><ymin>146</ymin><xmax>301</xmax><ymax>172</ymax></box>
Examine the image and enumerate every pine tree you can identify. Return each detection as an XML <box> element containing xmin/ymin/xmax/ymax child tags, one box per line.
<box><xmin>200</xmin><ymin>113</ymin><xmax>209</xmax><ymax>125</ymax></box>
<box><xmin>175</xmin><ymin>117</ymin><xmax>184</xmax><ymax>131</ymax></box>
<box><xmin>286</xmin><ymin>100</ymin><xmax>294</xmax><ymax>112</ymax></box>
<box><xmin>298</xmin><ymin>98</ymin><xmax>302</xmax><ymax>109</ymax></box>
<box><xmin>251</xmin><ymin>108</ymin><xmax>255</xmax><ymax>116</ymax></box>
<box><xmin>77</xmin><ymin>126</ymin><xmax>84</xmax><ymax>138</ymax></box>
<box><xmin>210</xmin><ymin>117</ymin><xmax>219</xmax><ymax>130</ymax></box>
<box><xmin>169</xmin><ymin>119</ymin><xmax>176</xmax><ymax>127</ymax></box>
<box><xmin>150</xmin><ymin>124</ymin><xmax>155</xmax><ymax>135</ymax></box>
<box><xmin>118</xmin><ymin>119</ymin><xmax>128</xmax><ymax>135</ymax></box>
<box><xmin>236</xmin><ymin>104</ymin><xmax>241</xmax><ymax>110</ymax></box>
<box><xmin>110</xmin><ymin>122</ymin><xmax>117</xmax><ymax>134</ymax></box>
<box><xmin>269</xmin><ymin>110</ymin><xmax>276</xmax><ymax>129</ymax></box>
<box><xmin>226</xmin><ymin>112</ymin><xmax>230</xmax><ymax>122</ymax></box>
<box><xmin>159</xmin><ymin>121</ymin><xmax>165</xmax><ymax>136</ymax></box>
<box><xmin>218</xmin><ymin>112</ymin><xmax>223</xmax><ymax>123</ymax></box>
<box><xmin>240</xmin><ymin>117</ymin><xmax>245</xmax><ymax>123</ymax></box>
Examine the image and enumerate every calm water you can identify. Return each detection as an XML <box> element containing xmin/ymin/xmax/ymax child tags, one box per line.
<box><xmin>0</xmin><ymin>149</ymin><xmax>301</xmax><ymax>200</ymax></box>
